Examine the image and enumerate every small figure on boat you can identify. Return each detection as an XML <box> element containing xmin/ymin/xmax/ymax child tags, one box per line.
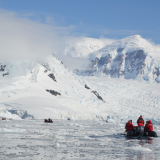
<box><xmin>144</xmin><ymin>120</ymin><xmax>152</xmax><ymax>131</ymax></box>
<box><xmin>44</xmin><ymin>118</ymin><xmax>53</xmax><ymax>123</ymax></box>
<box><xmin>144</xmin><ymin>120</ymin><xmax>157</xmax><ymax>137</ymax></box>
<box><xmin>125</xmin><ymin>120</ymin><xmax>136</xmax><ymax>132</ymax></box>
<box><xmin>137</xmin><ymin>115</ymin><xmax>144</xmax><ymax>126</ymax></box>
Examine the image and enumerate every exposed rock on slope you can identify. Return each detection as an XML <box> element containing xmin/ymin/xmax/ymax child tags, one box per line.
<box><xmin>84</xmin><ymin>84</ymin><xmax>105</xmax><ymax>102</ymax></box>
<box><xmin>46</xmin><ymin>89</ymin><xmax>61</xmax><ymax>96</ymax></box>
<box><xmin>48</xmin><ymin>73</ymin><xmax>56</xmax><ymax>82</ymax></box>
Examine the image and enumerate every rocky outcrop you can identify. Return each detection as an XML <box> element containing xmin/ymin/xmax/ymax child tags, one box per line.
<box><xmin>84</xmin><ymin>84</ymin><xmax>105</xmax><ymax>102</ymax></box>
<box><xmin>0</xmin><ymin>64</ymin><xmax>6</xmax><ymax>72</ymax></box>
<box><xmin>125</xmin><ymin>50</ymin><xmax>146</xmax><ymax>77</ymax></box>
<box><xmin>98</xmin><ymin>54</ymin><xmax>111</xmax><ymax>66</ymax></box>
<box><xmin>85</xmin><ymin>49</ymin><xmax>148</xmax><ymax>80</ymax></box>
<box><xmin>85</xmin><ymin>84</ymin><xmax>90</xmax><ymax>89</ymax></box>
<box><xmin>44</xmin><ymin>70</ymin><xmax>48</xmax><ymax>73</ymax></box>
<box><xmin>154</xmin><ymin>67</ymin><xmax>160</xmax><ymax>83</ymax></box>
<box><xmin>154</xmin><ymin>67</ymin><xmax>160</xmax><ymax>77</ymax></box>
<box><xmin>117</xmin><ymin>48</ymin><xmax>124</xmax><ymax>52</ymax></box>
<box><xmin>46</xmin><ymin>89</ymin><xmax>61</xmax><ymax>96</ymax></box>
<box><xmin>3</xmin><ymin>72</ymin><xmax>9</xmax><ymax>77</ymax></box>
<box><xmin>92</xmin><ymin>91</ymin><xmax>105</xmax><ymax>102</ymax></box>
<box><xmin>48</xmin><ymin>73</ymin><xmax>56</xmax><ymax>82</ymax></box>
<box><xmin>91</xmin><ymin>57</ymin><xmax>99</xmax><ymax>67</ymax></box>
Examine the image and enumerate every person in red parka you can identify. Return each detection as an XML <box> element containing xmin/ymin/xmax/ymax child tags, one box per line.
<box><xmin>125</xmin><ymin>120</ymin><xmax>136</xmax><ymax>131</ymax></box>
<box><xmin>144</xmin><ymin>120</ymin><xmax>153</xmax><ymax>132</ymax></box>
<box><xmin>137</xmin><ymin>115</ymin><xmax>144</xmax><ymax>126</ymax></box>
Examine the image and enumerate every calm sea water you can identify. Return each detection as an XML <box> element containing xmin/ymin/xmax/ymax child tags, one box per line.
<box><xmin>0</xmin><ymin>119</ymin><xmax>159</xmax><ymax>160</ymax></box>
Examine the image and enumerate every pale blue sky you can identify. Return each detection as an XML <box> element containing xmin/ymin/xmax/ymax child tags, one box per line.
<box><xmin>0</xmin><ymin>0</ymin><xmax>160</xmax><ymax>43</ymax></box>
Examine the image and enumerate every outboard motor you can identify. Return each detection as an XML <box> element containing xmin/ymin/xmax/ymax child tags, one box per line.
<box><xmin>135</xmin><ymin>126</ymin><xmax>144</xmax><ymax>136</ymax></box>
<box><xmin>144</xmin><ymin>131</ymin><xmax>157</xmax><ymax>137</ymax></box>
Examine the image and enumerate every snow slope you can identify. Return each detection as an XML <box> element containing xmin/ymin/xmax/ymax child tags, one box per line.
<box><xmin>0</xmin><ymin>55</ymin><xmax>107</xmax><ymax>120</ymax></box>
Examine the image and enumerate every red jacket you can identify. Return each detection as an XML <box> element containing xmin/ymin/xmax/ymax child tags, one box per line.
<box><xmin>144</xmin><ymin>120</ymin><xmax>153</xmax><ymax>132</ymax></box>
<box><xmin>137</xmin><ymin>116</ymin><xmax>144</xmax><ymax>126</ymax></box>
<box><xmin>125</xmin><ymin>122</ymin><xmax>136</xmax><ymax>131</ymax></box>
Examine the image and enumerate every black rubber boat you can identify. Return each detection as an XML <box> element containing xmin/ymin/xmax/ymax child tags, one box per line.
<box><xmin>126</xmin><ymin>126</ymin><xmax>157</xmax><ymax>137</ymax></box>
<box><xmin>44</xmin><ymin>119</ymin><xmax>53</xmax><ymax>123</ymax></box>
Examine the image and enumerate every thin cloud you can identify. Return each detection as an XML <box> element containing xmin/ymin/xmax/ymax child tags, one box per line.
<box><xmin>57</xmin><ymin>55</ymin><xmax>91</xmax><ymax>70</ymax></box>
<box><xmin>0</xmin><ymin>9</ymin><xmax>117</xmax><ymax>71</ymax></box>
<box><xmin>0</xmin><ymin>9</ymin><xmax>74</xmax><ymax>61</ymax></box>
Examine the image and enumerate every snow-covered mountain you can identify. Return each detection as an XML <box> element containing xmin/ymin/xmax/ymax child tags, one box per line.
<box><xmin>0</xmin><ymin>55</ymin><xmax>107</xmax><ymax>120</ymax></box>
<box><xmin>57</xmin><ymin>37</ymin><xmax>115</xmax><ymax>58</ymax></box>
<box><xmin>73</xmin><ymin>35</ymin><xmax>160</xmax><ymax>83</ymax></box>
<box><xmin>1</xmin><ymin>35</ymin><xmax>160</xmax><ymax>122</ymax></box>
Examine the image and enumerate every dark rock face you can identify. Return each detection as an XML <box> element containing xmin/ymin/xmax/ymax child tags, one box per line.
<box><xmin>85</xmin><ymin>84</ymin><xmax>90</xmax><ymax>89</ymax></box>
<box><xmin>0</xmin><ymin>65</ymin><xmax>6</xmax><ymax>72</ymax></box>
<box><xmin>91</xmin><ymin>58</ymin><xmax>99</xmax><ymax>67</ymax></box>
<box><xmin>103</xmin><ymin>68</ymin><xmax>109</xmax><ymax>75</ymax></box>
<box><xmin>84</xmin><ymin>84</ymin><xmax>105</xmax><ymax>102</ymax></box>
<box><xmin>117</xmin><ymin>48</ymin><xmax>124</xmax><ymax>52</ymax></box>
<box><xmin>44</xmin><ymin>70</ymin><xmax>48</xmax><ymax>73</ymax></box>
<box><xmin>125</xmin><ymin>50</ymin><xmax>146</xmax><ymax>77</ymax></box>
<box><xmin>48</xmin><ymin>73</ymin><xmax>56</xmax><ymax>82</ymax></box>
<box><xmin>3</xmin><ymin>72</ymin><xmax>9</xmax><ymax>77</ymax></box>
<box><xmin>86</xmin><ymin>49</ymin><xmax>147</xmax><ymax>79</ymax></box>
<box><xmin>134</xmin><ymin>50</ymin><xmax>146</xmax><ymax>60</ymax></box>
<box><xmin>154</xmin><ymin>67</ymin><xmax>160</xmax><ymax>83</ymax></box>
<box><xmin>154</xmin><ymin>67</ymin><xmax>160</xmax><ymax>77</ymax></box>
<box><xmin>46</xmin><ymin>89</ymin><xmax>61</xmax><ymax>96</ymax></box>
<box><xmin>98</xmin><ymin>55</ymin><xmax>111</xmax><ymax>65</ymax></box>
<box><xmin>92</xmin><ymin>91</ymin><xmax>105</xmax><ymax>102</ymax></box>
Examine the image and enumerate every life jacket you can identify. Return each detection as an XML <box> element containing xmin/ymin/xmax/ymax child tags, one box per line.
<box><xmin>137</xmin><ymin>116</ymin><xmax>144</xmax><ymax>126</ymax></box>
<box><xmin>144</xmin><ymin>120</ymin><xmax>153</xmax><ymax>132</ymax></box>
<box><xmin>125</xmin><ymin>122</ymin><xmax>135</xmax><ymax>131</ymax></box>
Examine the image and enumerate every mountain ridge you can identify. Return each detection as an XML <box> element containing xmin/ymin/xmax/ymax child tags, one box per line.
<box><xmin>73</xmin><ymin>35</ymin><xmax>160</xmax><ymax>83</ymax></box>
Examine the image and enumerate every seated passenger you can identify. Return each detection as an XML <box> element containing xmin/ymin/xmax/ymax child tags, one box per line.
<box><xmin>137</xmin><ymin>115</ymin><xmax>144</xmax><ymax>126</ymax></box>
<box><xmin>144</xmin><ymin>120</ymin><xmax>153</xmax><ymax>132</ymax></box>
<box><xmin>125</xmin><ymin>120</ymin><xmax>136</xmax><ymax>131</ymax></box>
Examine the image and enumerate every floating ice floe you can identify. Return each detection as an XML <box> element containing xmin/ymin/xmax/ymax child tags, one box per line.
<box><xmin>125</xmin><ymin>145</ymin><xmax>152</xmax><ymax>152</ymax></box>
<box><xmin>0</xmin><ymin>128</ymin><xmax>26</xmax><ymax>133</ymax></box>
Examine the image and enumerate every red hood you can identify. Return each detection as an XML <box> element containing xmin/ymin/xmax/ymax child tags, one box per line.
<box><xmin>148</xmin><ymin>120</ymin><xmax>152</xmax><ymax>124</ymax></box>
<box><xmin>139</xmin><ymin>116</ymin><xmax>143</xmax><ymax>119</ymax></box>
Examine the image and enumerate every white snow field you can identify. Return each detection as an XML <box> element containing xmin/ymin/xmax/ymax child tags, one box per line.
<box><xmin>1</xmin><ymin>54</ymin><xmax>160</xmax><ymax>123</ymax></box>
<box><xmin>0</xmin><ymin>119</ymin><xmax>160</xmax><ymax>160</ymax></box>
